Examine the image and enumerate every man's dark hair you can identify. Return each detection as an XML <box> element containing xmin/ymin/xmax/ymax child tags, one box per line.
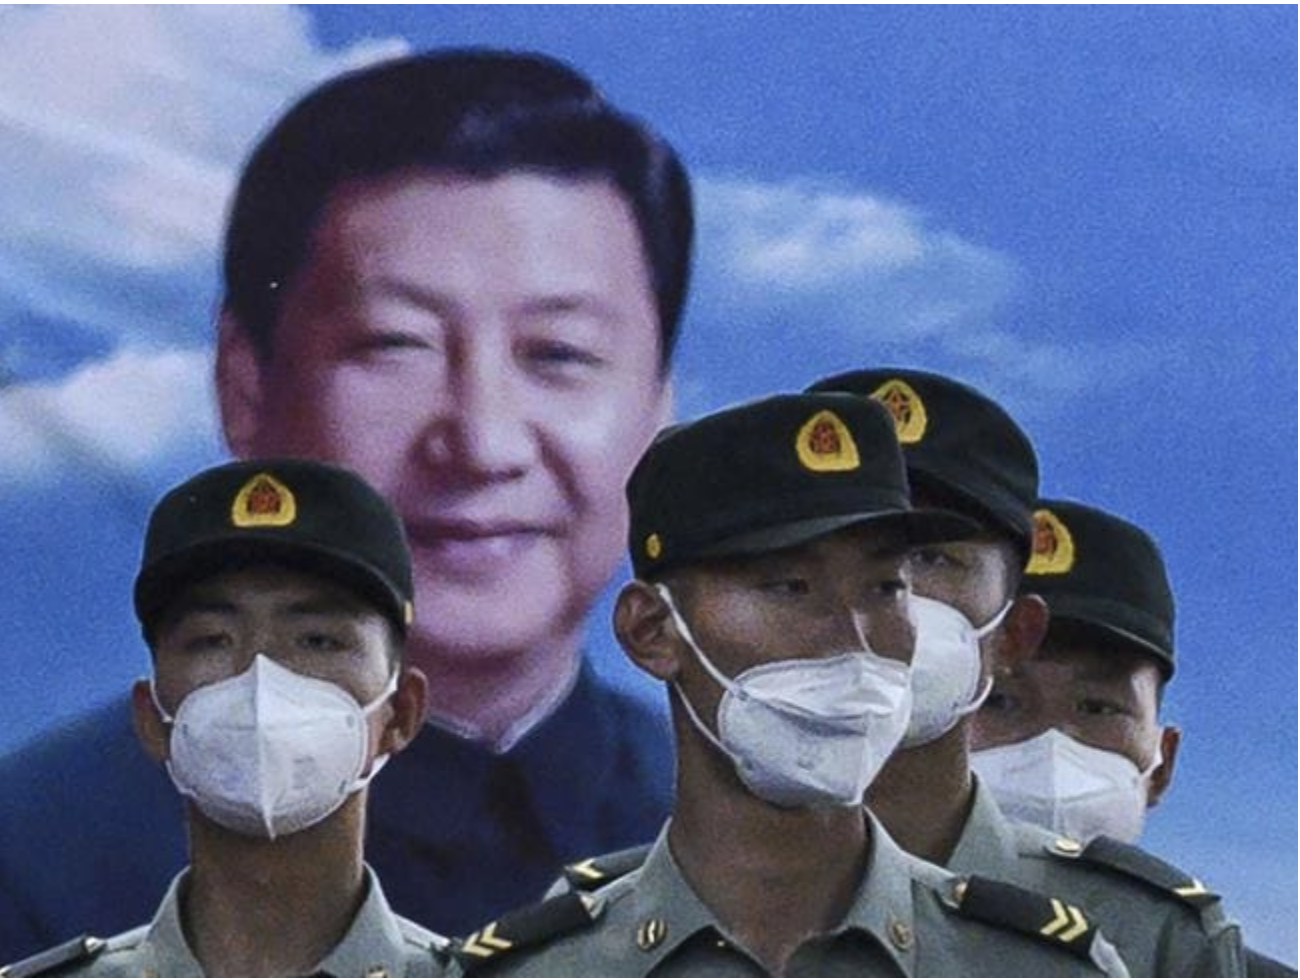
<box><xmin>223</xmin><ymin>48</ymin><xmax>693</xmax><ymax>369</ymax></box>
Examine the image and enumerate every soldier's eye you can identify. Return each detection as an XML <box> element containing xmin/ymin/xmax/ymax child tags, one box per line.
<box><xmin>298</xmin><ymin>632</ymin><xmax>348</xmax><ymax>653</ymax></box>
<box><xmin>761</xmin><ymin>578</ymin><xmax>811</xmax><ymax>595</ymax></box>
<box><xmin>183</xmin><ymin>632</ymin><xmax>233</xmax><ymax>653</ymax></box>
<box><xmin>912</xmin><ymin>547</ymin><xmax>958</xmax><ymax>570</ymax></box>
<box><xmin>1076</xmin><ymin>698</ymin><xmax>1126</xmax><ymax>717</ymax></box>
<box><xmin>983</xmin><ymin>688</ymin><xmax>1020</xmax><ymax>713</ymax></box>
<box><xmin>875</xmin><ymin>578</ymin><xmax>908</xmax><ymax>598</ymax></box>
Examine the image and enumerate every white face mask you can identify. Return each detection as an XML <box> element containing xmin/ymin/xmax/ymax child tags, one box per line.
<box><xmin>971</xmin><ymin>727</ymin><xmax>1161</xmax><ymax>843</ymax></box>
<box><xmin>657</xmin><ymin>584</ymin><xmax>913</xmax><ymax>809</ymax></box>
<box><xmin>154</xmin><ymin>654</ymin><xmax>397</xmax><ymax>840</ymax></box>
<box><xmin>902</xmin><ymin>596</ymin><xmax>1009</xmax><ymax>748</ymax></box>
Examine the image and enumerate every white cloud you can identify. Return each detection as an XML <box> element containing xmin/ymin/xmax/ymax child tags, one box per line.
<box><xmin>0</xmin><ymin>347</ymin><xmax>219</xmax><ymax>481</ymax></box>
<box><xmin>689</xmin><ymin>176</ymin><xmax>1137</xmax><ymax>406</ymax></box>
<box><xmin>0</xmin><ymin>5</ymin><xmax>405</xmax><ymax>304</ymax></box>
<box><xmin>696</xmin><ymin>176</ymin><xmax>1021</xmax><ymax>339</ymax></box>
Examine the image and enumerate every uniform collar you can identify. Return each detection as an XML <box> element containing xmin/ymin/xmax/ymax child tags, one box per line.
<box><xmin>138</xmin><ymin>865</ymin><xmax>407</xmax><ymax>978</ymax></box>
<box><xmin>139</xmin><ymin>871</ymin><xmax>202</xmax><ymax>977</ymax></box>
<box><xmin>314</xmin><ymin>867</ymin><xmax>409</xmax><ymax>978</ymax></box>
<box><xmin>835</xmin><ymin>810</ymin><xmax>920</xmax><ymax>975</ymax></box>
<box><xmin>622</xmin><ymin>823</ymin><xmax>725</xmax><ymax>972</ymax></box>
<box><xmin>948</xmin><ymin>775</ymin><xmax>1021</xmax><ymax>875</ymax></box>
<box><xmin>622</xmin><ymin>812</ymin><xmax>919</xmax><ymax>976</ymax></box>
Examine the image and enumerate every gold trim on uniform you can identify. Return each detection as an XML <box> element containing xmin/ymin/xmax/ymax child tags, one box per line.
<box><xmin>1040</xmin><ymin>898</ymin><xmax>1089</xmax><ymax>943</ymax></box>
<box><xmin>230</xmin><ymin>472</ymin><xmax>297</xmax><ymax>528</ymax></box>
<box><xmin>1026</xmin><ymin>508</ymin><xmax>1076</xmax><ymax>575</ymax></box>
<box><xmin>870</xmin><ymin>379</ymin><xmax>928</xmax><ymax>444</ymax></box>
<box><xmin>636</xmin><ymin>917</ymin><xmax>667</xmax><ymax>951</ymax></box>
<box><xmin>889</xmin><ymin>917</ymin><xmax>914</xmax><ymax>950</ymax></box>
<box><xmin>460</xmin><ymin>922</ymin><xmax>513</xmax><ymax>958</ymax></box>
<box><xmin>795</xmin><ymin>410</ymin><xmax>861</xmax><ymax>473</ymax></box>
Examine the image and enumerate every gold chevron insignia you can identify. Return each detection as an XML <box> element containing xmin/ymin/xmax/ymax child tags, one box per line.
<box><xmin>568</xmin><ymin>858</ymin><xmax>604</xmax><ymax>881</ymax></box>
<box><xmin>636</xmin><ymin>917</ymin><xmax>668</xmax><ymax>951</ymax></box>
<box><xmin>1174</xmin><ymin>879</ymin><xmax>1209</xmax><ymax>898</ymax></box>
<box><xmin>1040</xmin><ymin>897</ymin><xmax>1089</xmax><ymax>942</ymax></box>
<box><xmin>461</xmin><ymin>922</ymin><xmax>513</xmax><ymax>958</ymax></box>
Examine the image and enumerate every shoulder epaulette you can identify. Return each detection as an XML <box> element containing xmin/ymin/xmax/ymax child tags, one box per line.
<box><xmin>951</xmin><ymin>875</ymin><xmax>1101</xmax><ymax>965</ymax></box>
<box><xmin>1</xmin><ymin>935</ymin><xmax>106</xmax><ymax>978</ymax></box>
<box><xmin>1048</xmin><ymin>834</ymin><xmax>1221</xmax><ymax>909</ymax></box>
<box><xmin>450</xmin><ymin>891</ymin><xmax>602</xmax><ymax>974</ymax></box>
<box><xmin>561</xmin><ymin>843</ymin><xmax>652</xmax><ymax>890</ymax></box>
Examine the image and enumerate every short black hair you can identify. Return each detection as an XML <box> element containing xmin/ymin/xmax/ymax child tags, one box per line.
<box><xmin>223</xmin><ymin>48</ymin><xmax>693</xmax><ymax>369</ymax></box>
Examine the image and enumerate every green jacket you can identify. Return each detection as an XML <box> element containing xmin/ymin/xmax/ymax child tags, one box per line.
<box><xmin>454</xmin><ymin>813</ymin><xmax>1129</xmax><ymax>977</ymax></box>
<box><xmin>1</xmin><ymin>866</ymin><xmax>450</xmax><ymax>978</ymax></box>
<box><xmin>948</xmin><ymin>779</ymin><xmax>1245</xmax><ymax>977</ymax></box>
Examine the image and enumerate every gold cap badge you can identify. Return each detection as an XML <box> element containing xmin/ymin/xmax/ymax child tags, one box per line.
<box><xmin>870</xmin><ymin>378</ymin><xmax>928</xmax><ymax>444</ymax></box>
<box><xmin>645</xmin><ymin>533</ymin><xmax>663</xmax><ymax>561</ymax></box>
<box><xmin>1027</xmin><ymin>508</ymin><xmax>1075</xmax><ymax>575</ymax></box>
<box><xmin>796</xmin><ymin>410</ymin><xmax>860</xmax><ymax>472</ymax></box>
<box><xmin>231</xmin><ymin>472</ymin><xmax>297</xmax><ymax>528</ymax></box>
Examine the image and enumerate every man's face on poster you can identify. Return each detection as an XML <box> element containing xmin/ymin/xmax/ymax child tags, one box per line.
<box><xmin>218</xmin><ymin>171</ymin><xmax>670</xmax><ymax>666</ymax></box>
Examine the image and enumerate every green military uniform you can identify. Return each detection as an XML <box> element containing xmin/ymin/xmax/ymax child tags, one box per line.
<box><xmin>2</xmin><ymin>867</ymin><xmax>449</xmax><ymax>978</ymax></box>
<box><xmin>950</xmin><ymin>778</ymin><xmax>1244</xmax><ymax>976</ymax></box>
<box><xmin>452</xmin><ymin>813</ymin><xmax>1128</xmax><ymax>977</ymax></box>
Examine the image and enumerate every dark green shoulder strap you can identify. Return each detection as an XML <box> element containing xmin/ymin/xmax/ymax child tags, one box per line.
<box><xmin>562</xmin><ymin>843</ymin><xmax>652</xmax><ymax>890</ymax></box>
<box><xmin>450</xmin><ymin>891</ymin><xmax>601</xmax><ymax>974</ymax></box>
<box><xmin>953</xmin><ymin>875</ymin><xmax>1100</xmax><ymax>963</ymax></box>
<box><xmin>1</xmin><ymin>936</ymin><xmax>106</xmax><ymax>978</ymax></box>
<box><xmin>1075</xmin><ymin>835</ymin><xmax>1221</xmax><ymax>909</ymax></box>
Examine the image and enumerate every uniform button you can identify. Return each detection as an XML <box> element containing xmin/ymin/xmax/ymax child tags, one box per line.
<box><xmin>889</xmin><ymin>918</ymin><xmax>913</xmax><ymax>950</ymax></box>
<box><xmin>364</xmin><ymin>967</ymin><xmax>390</xmax><ymax>978</ymax></box>
<box><xmin>715</xmin><ymin>939</ymin><xmax>730</xmax><ymax>950</ymax></box>
<box><xmin>1054</xmin><ymin>836</ymin><xmax>1083</xmax><ymax>854</ymax></box>
<box><xmin>636</xmin><ymin>917</ymin><xmax>668</xmax><ymax>951</ymax></box>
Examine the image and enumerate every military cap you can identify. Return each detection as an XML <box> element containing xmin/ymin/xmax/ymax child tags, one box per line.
<box><xmin>808</xmin><ymin>368</ymin><xmax>1039</xmax><ymax>554</ymax></box>
<box><xmin>134</xmin><ymin>458</ymin><xmax>413</xmax><ymax>637</ymax></box>
<box><xmin>626</xmin><ymin>392</ymin><xmax>977</xmax><ymax>577</ymax></box>
<box><xmin>1024</xmin><ymin>498</ymin><xmax>1175</xmax><ymax>676</ymax></box>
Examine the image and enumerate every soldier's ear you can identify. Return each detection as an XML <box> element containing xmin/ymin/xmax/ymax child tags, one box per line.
<box><xmin>991</xmin><ymin>592</ymin><xmax>1049</xmax><ymax>671</ymax></box>
<box><xmin>130</xmin><ymin>678</ymin><xmax>169</xmax><ymax>764</ymax></box>
<box><xmin>215</xmin><ymin>308</ymin><xmax>267</xmax><ymax>457</ymax></box>
<box><xmin>1147</xmin><ymin>724</ymin><xmax>1181</xmax><ymax>808</ymax></box>
<box><xmin>377</xmin><ymin>666</ymin><xmax>429</xmax><ymax>758</ymax></box>
<box><xmin>614</xmin><ymin>580</ymin><xmax>683</xmax><ymax>682</ymax></box>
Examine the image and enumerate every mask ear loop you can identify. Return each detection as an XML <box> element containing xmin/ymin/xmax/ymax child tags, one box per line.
<box><xmin>654</xmin><ymin>584</ymin><xmax>745</xmax><ymax>696</ymax></box>
<box><xmin>851</xmin><ymin>613</ymin><xmax>877</xmax><ymax>656</ymax></box>
<box><xmin>654</xmin><ymin>584</ymin><xmax>738</xmax><ymax>758</ymax></box>
<box><xmin>956</xmin><ymin>600</ymin><xmax>1015</xmax><ymax>720</ymax></box>
<box><xmin>348</xmin><ymin>670</ymin><xmax>403</xmax><ymax>792</ymax></box>
<box><xmin>149</xmin><ymin>679</ymin><xmax>175</xmax><ymax>725</ymax></box>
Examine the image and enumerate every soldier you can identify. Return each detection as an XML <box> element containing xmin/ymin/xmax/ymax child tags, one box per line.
<box><xmin>448</xmin><ymin>392</ymin><xmax>1129</xmax><ymax>977</ymax></box>
<box><xmin>969</xmin><ymin>499</ymin><xmax>1181</xmax><ymax>844</ymax></box>
<box><xmin>806</xmin><ymin>368</ymin><xmax>1245</xmax><ymax>976</ymax></box>
<box><xmin>969</xmin><ymin>498</ymin><xmax>1293</xmax><ymax>977</ymax></box>
<box><xmin>2</xmin><ymin>459</ymin><xmax>448</xmax><ymax>977</ymax></box>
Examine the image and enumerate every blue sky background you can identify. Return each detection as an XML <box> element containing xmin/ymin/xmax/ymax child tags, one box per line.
<box><xmin>0</xmin><ymin>5</ymin><xmax>1293</xmax><ymax>958</ymax></box>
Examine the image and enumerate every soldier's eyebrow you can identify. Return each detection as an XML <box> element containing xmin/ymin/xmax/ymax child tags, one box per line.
<box><xmin>1064</xmin><ymin>659</ymin><xmax>1135</xmax><ymax>690</ymax></box>
<box><xmin>172</xmin><ymin>599</ymin><xmax>236</xmax><ymax>619</ymax></box>
<box><xmin>865</xmin><ymin>540</ymin><xmax>914</xmax><ymax>560</ymax></box>
<box><xmin>282</xmin><ymin>598</ymin><xmax>364</xmax><ymax>619</ymax></box>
